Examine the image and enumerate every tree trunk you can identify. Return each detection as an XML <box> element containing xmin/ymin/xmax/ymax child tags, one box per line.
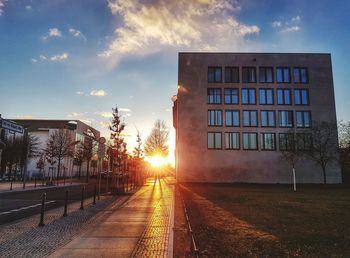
<box><xmin>86</xmin><ymin>160</ymin><xmax>90</xmax><ymax>183</ymax></box>
<box><xmin>78</xmin><ymin>164</ymin><xmax>82</xmax><ymax>179</ymax></box>
<box><xmin>322</xmin><ymin>166</ymin><xmax>327</xmax><ymax>184</ymax></box>
<box><xmin>57</xmin><ymin>159</ymin><xmax>61</xmax><ymax>184</ymax></box>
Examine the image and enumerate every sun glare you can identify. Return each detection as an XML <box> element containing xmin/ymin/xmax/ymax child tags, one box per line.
<box><xmin>149</xmin><ymin>155</ymin><xmax>167</xmax><ymax>167</ymax></box>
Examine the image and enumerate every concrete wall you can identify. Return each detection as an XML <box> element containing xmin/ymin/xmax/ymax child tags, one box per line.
<box><xmin>176</xmin><ymin>53</ymin><xmax>342</xmax><ymax>183</ymax></box>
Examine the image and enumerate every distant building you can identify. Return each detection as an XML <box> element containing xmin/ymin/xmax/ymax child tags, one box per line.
<box><xmin>173</xmin><ymin>52</ymin><xmax>342</xmax><ymax>183</ymax></box>
<box><xmin>12</xmin><ymin>119</ymin><xmax>100</xmax><ymax>179</ymax></box>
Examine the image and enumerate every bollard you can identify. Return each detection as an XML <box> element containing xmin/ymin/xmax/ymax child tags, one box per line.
<box><xmin>80</xmin><ymin>186</ymin><xmax>85</xmax><ymax>210</ymax></box>
<box><xmin>93</xmin><ymin>184</ymin><xmax>97</xmax><ymax>205</ymax></box>
<box><xmin>38</xmin><ymin>193</ymin><xmax>46</xmax><ymax>227</ymax></box>
<box><xmin>35</xmin><ymin>177</ymin><xmax>37</xmax><ymax>188</ymax></box>
<box><xmin>63</xmin><ymin>190</ymin><xmax>69</xmax><ymax>217</ymax></box>
<box><xmin>10</xmin><ymin>179</ymin><xmax>13</xmax><ymax>190</ymax></box>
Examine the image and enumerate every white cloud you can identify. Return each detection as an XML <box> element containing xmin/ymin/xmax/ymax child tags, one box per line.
<box><xmin>76</xmin><ymin>91</ymin><xmax>84</xmax><ymax>95</ymax></box>
<box><xmin>25</xmin><ymin>5</ymin><xmax>32</xmax><ymax>11</ymax></box>
<box><xmin>119</xmin><ymin>108</ymin><xmax>132</xmax><ymax>113</ymax></box>
<box><xmin>291</xmin><ymin>15</ymin><xmax>301</xmax><ymax>22</ymax></box>
<box><xmin>69</xmin><ymin>28</ymin><xmax>87</xmax><ymax>40</ymax></box>
<box><xmin>50</xmin><ymin>52</ymin><xmax>68</xmax><ymax>61</ymax></box>
<box><xmin>42</xmin><ymin>28</ymin><xmax>62</xmax><ymax>40</ymax></box>
<box><xmin>90</xmin><ymin>89</ymin><xmax>107</xmax><ymax>97</ymax></box>
<box><xmin>94</xmin><ymin>111</ymin><xmax>113</xmax><ymax>118</ymax></box>
<box><xmin>67</xmin><ymin>112</ymin><xmax>83</xmax><ymax>118</ymax></box>
<box><xmin>99</xmin><ymin>0</ymin><xmax>259</xmax><ymax>65</ymax></box>
<box><xmin>281</xmin><ymin>26</ymin><xmax>300</xmax><ymax>32</ymax></box>
<box><xmin>31</xmin><ymin>58</ymin><xmax>38</xmax><ymax>63</ymax></box>
<box><xmin>0</xmin><ymin>0</ymin><xmax>7</xmax><ymax>16</ymax></box>
<box><xmin>40</xmin><ymin>55</ymin><xmax>47</xmax><ymax>61</ymax></box>
<box><xmin>272</xmin><ymin>21</ymin><xmax>282</xmax><ymax>28</ymax></box>
<box><xmin>99</xmin><ymin>121</ymin><xmax>110</xmax><ymax>128</ymax></box>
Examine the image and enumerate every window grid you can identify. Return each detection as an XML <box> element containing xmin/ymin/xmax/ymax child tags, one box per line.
<box><xmin>279</xmin><ymin>133</ymin><xmax>295</xmax><ymax>151</ymax></box>
<box><xmin>208</xmin><ymin>110</ymin><xmax>223</xmax><ymax>126</ymax></box>
<box><xmin>243</xmin><ymin>110</ymin><xmax>258</xmax><ymax>127</ymax></box>
<box><xmin>243</xmin><ymin>133</ymin><xmax>258</xmax><ymax>150</ymax></box>
<box><xmin>225</xmin><ymin>67</ymin><xmax>240</xmax><ymax>83</ymax></box>
<box><xmin>296</xmin><ymin>111</ymin><xmax>312</xmax><ymax>128</ymax></box>
<box><xmin>259</xmin><ymin>88</ymin><xmax>274</xmax><ymax>105</ymax></box>
<box><xmin>208</xmin><ymin>67</ymin><xmax>222</xmax><ymax>83</ymax></box>
<box><xmin>261</xmin><ymin>133</ymin><xmax>276</xmax><ymax>150</ymax></box>
<box><xmin>259</xmin><ymin>67</ymin><xmax>274</xmax><ymax>83</ymax></box>
<box><xmin>242</xmin><ymin>67</ymin><xmax>257</xmax><ymax>83</ymax></box>
<box><xmin>225</xmin><ymin>132</ymin><xmax>240</xmax><ymax>150</ymax></box>
<box><xmin>242</xmin><ymin>88</ymin><xmax>256</xmax><ymax>105</ymax></box>
<box><xmin>277</xmin><ymin>89</ymin><xmax>292</xmax><ymax>105</ymax></box>
<box><xmin>296</xmin><ymin>133</ymin><xmax>312</xmax><ymax>151</ymax></box>
<box><xmin>207</xmin><ymin>88</ymin><xmax>222</xmax><ymax>104</ymax></box>
<box><xmin>225</xmin><ymin>110</ymin><xmax>240</xmax><ymax>127</ymax></box>
<box><xmin>294</xmin><ymin>89</ymin><xmax>309</xmax><ymax>105</ymax></box>
<box><xmin>276</xmin><ymin>67</ymin><xmax>291</xmax><ymax>83</ymax></box>
<box><xmin>293</xmin><ymin>67</ymin><xmax>309</xmax><ymax>84</ymax></box>
<box><xmin>279</xmin><ymin>111</ymin><xmax>294</xmax><ymax>128</ymax></box>
<box><xmin>224</xmin><ymin>88</ymin><xmax>239</xmax><ymax>104</ymax></box>
<box><xmin>208</xmin><ymin>132</ymin><xmax>222</xmax><ymax>149</ymax></box>
<box><xmin>261</xmin><ymin>111</ymin><xmax>276</xmax><ymax>127</ymax></box>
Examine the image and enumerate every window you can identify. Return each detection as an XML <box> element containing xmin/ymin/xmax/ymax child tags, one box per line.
<box><xmin>242</xmin><ymin>67</ymin><xmax>256</xmax><ymax>83</ymax></box>
<box><xmin>208</xmin><ymin>110</ymin><xmax>222</xmax><ymax>126</ymax></box>
<box><xmin>261</xmin><ymin>133</ymin><xmax>276</xmax><ymax>150</ymax></box>
<box><xmin>296</xmin><ymin>133</ymin><xmax>312</xmax><ymax>151</ymax></box>
<box><xmin>279</xmin><ymin>111</ymin><xmax>293</xmax><ymax>127</ymax></box>
<box><xmin>243</xmin><ymin>110</ymin><xmax>258</xmax><ymax>127</ymax></box>
<box><xmin>225</xmin><ymin>132</ymin><xmax>240</xmax><ymax>150</ymax></box>
<box><xmin>243</xmin><ymin>133</ymin><xmax>258</xmax><ymax>150</ymax></box>
<box><xmin>207</xmin><ymin>88</ymin><xmax>221</xmax><ymax>104</ymax></box>
<box><xmin>279</xmin><ymin>133</ymin><xmax>294</xmax><ymax>151</ymax></box>
<box><xmin>261</xmin><ymin>111</ymin><xmax>275</xmax><ymax>127</ymax></box>
<box><xmin>224</xmin><ymin>88</ymin><xmax>239</xmax><ymax>104</ymax></box>
<box><xmin>294</xmin><ymin>89</ymin><xmax>309</xmax><ymax>105</ymax></box>
<box><xmin>277</xmin><ymin>89</ymin><xmax>291</xmax><ymax>105</ymax></box>
<box><xmin>242</xmin><ymin>88</ymin><xmax>256</xmax><ymax>104</ymax></box>
<box><xmin>208</xmin><ymin>67</ymin><xmax>222</xmax><ymax>83</ymax></box>
<box><xmin>296</xmin><ymin>111</ymin><xmax>311</xmax><ymax>128</ymax></box>
<box><xmin>293</xmin><ymin>67</ymin><xmax>308</xmax><ymax>83</ymax></box>
<box><xmin>259</xmin><ymin>67</ymin><xmax>274</xmax><ymax>83</ymax></box>
<box><xmin>259</xmin><ymin>89</ymin><xmax>274</xmax><ymax>105</ymax></box>
<box><xmin>208</xmin><ymin>132</ymin><xmax>222</xmax><ymax>149</ymax></box>
<box><xmin>225</xmin><ymin>67</ymin><xmax>239</xmax><ymax>83</ymax></box>
<box><xmin>225</xmin><ymin>110</ymin><xmax>240</xmax><ymax>127</ymax></box>
<box><xmin>276</xmin><ymin>67</ymin><xmax>291</xmax><ymax>83</ymax></box>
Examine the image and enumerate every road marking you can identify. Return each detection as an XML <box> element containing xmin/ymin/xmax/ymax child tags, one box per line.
<box><xmin>0</xmin><ymin>201</ymin><xmax>56</xmax><ymax>215</ymax></box>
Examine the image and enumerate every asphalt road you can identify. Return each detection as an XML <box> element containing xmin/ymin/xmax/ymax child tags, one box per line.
<box><xmin>0</xmin><ymin>181</ymin><xmax>108</xmax><ymax>225</ymax></box>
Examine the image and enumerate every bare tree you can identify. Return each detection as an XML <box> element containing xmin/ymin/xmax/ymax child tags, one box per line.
<box><xmin>74</xmin><ymin>143</ymin><xmax>84</xmax><ymax>179</ymax></box>
<box><xmin>144</xmin><ymin>120</ymin><xmax>169</xmax><ymax>157</ymax></box>
<box><xmin>81</xmin><ymin>136</ymin><xmax>97</xmax><ymax>182</ymax></box>
<box><xmin>133</xmin><ymin>129</ymin><xmax>143</xmax><ymax>159</ymax></box>
<box><xmin>338</xmin><ymin>120</ymin><xmax>350</xmax><ymax>183</ymax></box>
<box><xmin>44</xmin><ymin>129</ymin><xmax>77</xmax><ymax>182</ymax></box>
<box><xmin>307</xmin><ymin>121</ymin><xmax>338</xmax><ymax>184</ymax></box>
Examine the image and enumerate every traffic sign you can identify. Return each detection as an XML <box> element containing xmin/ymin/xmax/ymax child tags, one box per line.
<box><xmin>0</xmin><ymin>118</ymin><xmax>23</xmax><ymax>133</ymax></box>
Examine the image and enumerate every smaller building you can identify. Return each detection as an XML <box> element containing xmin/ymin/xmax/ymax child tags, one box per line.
<box><xmin>12</xmin><ymin>119</ymin><xmax>101</xmax><ymax>179</ymax></box>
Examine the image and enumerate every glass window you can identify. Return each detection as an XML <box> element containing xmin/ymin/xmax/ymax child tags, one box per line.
<box><xmin>224</xmin><ymin>88</ymin><xmax>239</xmax><ymax>104</ymax></box>
<box><xmin>279</xmin><ymin>111</ymin><xmax>293</xmax><ymax>127</ymax></box>
<box><xmin>293</xmin><ymin>67</ymin><xmax>308</xmax><ymax>83</ymax></box>
<box><xmin>225</xmin><ymin>110</ymin><xmax>240</xmax><ymax>127</ymax></box>
<box><xmin>296</xmin><ymin>111</ymin><xmax>311</xmax><ymax>128</ymax></box>
<box><xmin>294</xmin><ymin>89</ymin><xmax>309</xmax><ymax>105</ymax></box>
<box><xmin>243</xmin><ymin>110</ymin><xmax>258</xmax><ymax>127</ymax></box>
<box><xmin>207</xmin><ymin>88</ymin><xmax>221</xmax><ymax>104</ymax></box>
<box><xmin>261</xmin><ymin>133</ymin><xmax>276</xmax><ymax>150</ymax></box>
<box><xmin>225</xmin><ymin>67</ymin><xmax>239</xmax><ymax>83</ymax></box>
<box><xmin>297</xmin><ymin>133</ymin><xmax>312</xmax><ymax>150</ymax></box>
<box><xmin>225</xmin><ymin>132</ymin><xmax>240</xmax><ymax>149</ymax></box>
<box><xmin>243</xmin><ymin>133</ymin><xmax>258</xmax><ymax>150</ymax></box>
<box><xmin>259</xmin><ymin>89</ymin><xmax>274</xmax><ymax>105</ymax></box>
<box><xmin>259</xmin><ymin>67</ymin><xmax>274</xmax><ymax>83</ymax></box>
<box><xmin>242</xmin><ymin>67</ymin><xmax>256</xmax><ymax>83</ymax></box>
<box><xmin>276</xmin><ymin>67</ymin><xmax>291</xmax><ymax>83</ymax></box>
<box><xmin>279</xmin><ymin>133</ymin><xmax>295</xmax><ymax>151</ymax></box>
<box><xmin>277</xmin><ymin>89</ymin><xmax>291</xmax><ymax>105</ymax></box>
<box><xmin>208</xmin><ymin>132</ymin><xmax>222</xmax><ymax>149</ymax></box>
<box><xmin>242</xmin><ymin>88</ymin><xmax>256</xmax><ymax>104</ymax></box>
<box><xmin>208</xmin><ymin>67</ymin><xmax>222</xmax><ymax>83</ymax></box>
<box><xmin>261</xmin><ymin>111</ymin><xmax>275</xmax><ymax>127</ymax></box>
<box><xmin>208</xmin><ymin>110</ymin><xmax>222</xmax><ymax>126</ymax></box>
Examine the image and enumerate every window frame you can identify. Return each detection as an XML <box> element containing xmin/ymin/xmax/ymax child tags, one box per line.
<box><xmin>207</xmin><ymin>88</ymin><xmax>222</xmax><ymax>105</ymax></box>
<box><xmin>296</xmin><ymin>133</ymin><xmax>313</xmax><ymax>151</ymax></box>
<box><xmin>208</xmin><ymin>132</ymin><xmax>222</xmax><ymax>150</ymax></box>
<box><xmin>293</xmin><ymin>67</ymin><xmax>309</xmax><ymax>84</ymax></box>
<box><xmin>277</xmin><ymin>89</ymin><xmax>292</xmax><ymax>105</ymax></box>
<box><xmin>225</xmin><ymin>132</ymin><xmax>240</xmax><ymax>150</ymax></box>
<box><xmin>242</xmin><ymin>67</ymin><xmax>257</xmax><ymax>83</ymax></box>
<box><xmin>208</xmin><ymin>66</ymin><xmax>222</xmax><ymax>83</ymax></box>
<box><xmin>278</xmin><ymin>110</ymin><xmax>294</xmax><ymax>128</ymax></box>
<box><xmin>294</xmin><ymin>89</ymin><xmax>310</xmax><ymax>106</ymax></box>
<box><xmin>261</xmin><ymin>133</ymin><xmax>276</xmax><ymax>151</ymax></box>
<box><xmin>208</xmin><ymin>109</ymin><xmax>223</xmax><ymax>127</ymax></box>
<box><xmin>224</xmin><ymin>88</ymin><xmax>239</xmax><ymax>105</ymax></box>
<box><xmin>243</xmin><ymin>132</ymin><xmax>258</xmax><ymax>150</ymax></box>
<box><xmin>276</xmin><ymin>67</ymin><xmax>291</xmax><ymax>83</ymax></box>
<box><xmin>224</xmin><ymin>66</ymin><xmax>240</xmax><ymax>83</ymax></box>
<box><xmin>259</xmin><ymin>88</ymin><xmax>274</xmax><ymax>105</ymax></box>
<box><xmin>242</xmin><ymin>88</ymin><xmax>256</xmax><ymax>105</ymax></box>
<box><xmin>225</xmin><ymin>110</ymin><xmax>240</xmax><ymax>127</ymax></box>
<box><xmin>259</xmin><ymin>67</ymin><xmax>274</xmax><ymax>83</ymax></box>
<box><xmin>279</xmin><ymin>133</ymin><xmax>295</xmax><ymax>151</ymax></box>
<box><xmin>296</xmin><ymin>111</ymin><xmax>312</xmax><ymax>128</ymax></box>
<box><xmin>260</xmin><ymin>110</ymin><xmax>276</xmax><ymax>128</ymax></box>
<box><xmin>243</xmin><ymin>110</ymin><xmax>258</xmax><ymax>127</ymax></box>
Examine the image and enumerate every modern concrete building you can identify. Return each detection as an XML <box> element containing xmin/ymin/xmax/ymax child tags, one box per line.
<box><xmin>173</xmin><ymin>52</ymin><xmax>342</xmax><ymax>183</ymax></box>
<box><xmin>12</xmin><ymin>119</ymin><xmax>100</xmax><ymax>179</ymax></box>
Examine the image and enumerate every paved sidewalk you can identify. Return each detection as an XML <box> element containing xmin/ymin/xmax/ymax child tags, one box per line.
<box><xmin>50</xmin><ymin>178</ymin><xmax>175</xmax><ymax>258</ymax></box>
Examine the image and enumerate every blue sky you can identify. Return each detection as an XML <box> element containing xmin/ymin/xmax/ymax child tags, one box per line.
<box><xmin>1</xmin><ymin>0</ymin><xmax>350</xmax><ymax>160</ymax></box>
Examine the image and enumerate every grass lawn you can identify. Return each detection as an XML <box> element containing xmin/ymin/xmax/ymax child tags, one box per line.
<box><xmin>176</xmin><ymin>183</ymin><xmax>350</xmax><ymax>257</ymax></box>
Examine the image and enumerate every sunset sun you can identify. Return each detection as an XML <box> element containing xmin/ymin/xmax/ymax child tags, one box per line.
<box><xmin>148</xmin><ymin>155</ymin><xmax>167</xmax><ymax>167</ymax></box>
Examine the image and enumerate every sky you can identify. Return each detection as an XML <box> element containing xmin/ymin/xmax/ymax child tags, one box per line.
<box><xmin>1</xmin><ymin>0</ymin><xmax>350</xmax><ymax>163</ymax></box>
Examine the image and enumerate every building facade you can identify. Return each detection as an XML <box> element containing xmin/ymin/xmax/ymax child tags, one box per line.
<box><xmin>12</xmin><ymin>119</ymin><xmax>100</xmax><ymax>179</ymax></box>
<box><xmin>174</xmin><ymin>53</ymin><xmax>342</xmax><ymax>183</ymax></box>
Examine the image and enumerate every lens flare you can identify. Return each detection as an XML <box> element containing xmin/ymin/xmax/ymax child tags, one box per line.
<box><xmin>149</xmin><ymin>155</ymin><xmax>167</xmax><ymax>167</ymax></box>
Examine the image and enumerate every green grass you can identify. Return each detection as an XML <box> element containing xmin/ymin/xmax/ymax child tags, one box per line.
<box><xmin>180</xmin><ymin>184</ymin><xmax>350</xmax><ymax>257</ymax></box>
